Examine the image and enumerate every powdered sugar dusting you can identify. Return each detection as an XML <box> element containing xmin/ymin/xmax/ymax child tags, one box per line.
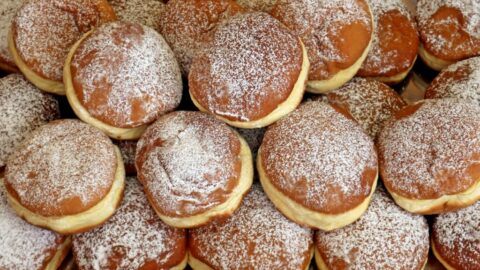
<box><xmin>0</xmin><ymin>0</ymin><xmax>22</xmax><ymax>67</ymax></box>
<box><xmin>189</xmin><ymin>12</ymin><xmax>302</xmax><ymax>122</ymax></box>
<box><xmin>190</xmin><ymin>184</ymin><xmax>313</xmax><ymax>270</ymax></box>
<box><xmin>0</xmin><ymin>181</ymin><xmax>63</xmax><ymax>269</ymax></box>
<box><xmin>378</xmin><ymin>98</ymin><xmax>480</xmax><ymax>199</ymax></box>
<box><xmin>315</xmin><ymin>186</ymin><xmax>429</xmax><ymax>269</ymax></box>
<box><xmin>0</xmin><ymin>74</ymin><xmax>60</xmax><ymax>167</ymax></box>
<box><xmin>136</xmin><ymin>111</ymin><xmax>241</xmax><ymax>217</ymax></box>
<box><xmin>236</xmin><ymin>0</ymin><xmax>278</xmax><ymax>11</ymax></box>
<box><xmin>433</xmin><ymin>200</ymin><xmax>480</xmax><ymax>269</ymax></box>
<box><xmin>5</xmin><ymin>119</ymin><xmax>117</xmax><ymax>216</ymax></box>
<box><xmin>326</xmin><ymin>78</ymin><xmax>406</xmax><ymax>138</ymax></box>
<box><xmin>261</xmin><ymin>101</ymin><xmax>378</xmax><ymax>212</ymax></box>
<box><xmin>108</xmin><ymin>0</ymin><xmax>165</xmax><ymax>29</ymax></box>
<box><xmin>73</xmin><ymin>178</ymin><xmax>186</xmax><ymax>269</ymax></box>
<box><xmin>71</xmin><ymin>21</ymin><xmax>182</xmax><ymax>128</ymax></box>
<box><xmin>425</xmin><ymin>56</ymin><xmax>480</xmax><ymax>105</ymax></box>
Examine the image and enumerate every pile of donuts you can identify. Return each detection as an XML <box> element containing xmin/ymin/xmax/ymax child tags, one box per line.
<box><xmin>0</xmin><ymin>0</ymin><xmax>479</xmax><ymax>269</ymax></box>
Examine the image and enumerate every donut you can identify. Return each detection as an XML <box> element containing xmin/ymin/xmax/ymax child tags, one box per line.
<box><xmin>116</xmin><ymin>140</ymin><xmax>137</xmax><ymax>175</ymax></box>
<box><xmin>236</xmin><ymin>0</ymin><xmax>277</xmax><ymax>11</ymax></box>
<box><xmin>189</xmin><ymin>12</ymin><xmax>309</xmax><ymax>128</ymax></box>
<box><xmin>425</xmin><ymin>56</ymin><xmax>480</xmax><ymax>104</ymax></box>
<box><xmin>234</xmin><ymin>127</ymin><xmax>265</xmax><ymax>157</ymax></box>
<box><xmin>357</xmin><ymin>0</ymin><xmax>419</xmax><ymax>83</ymax></box>
<box><xmin>314</xmin><ymin>186</ymin><xmax>430</xmax><ymax>270</ymax></box>
<box><xmin>378</xmin><ymin>98</ymin><xmax>480</xmax><ymax>214</ymax></box>
<box><xmin>108</xmin><ymin>0</ymin><xmax>165</xmax><ymax>29</ymax></box>
<box><xmin>64</xmin><ymin>21</ymin><xmax>183</xmax><ymax>140</ymax></box>
<box><xmin>0</xmin><ymin>181</ymin><xmax>72</xmax><ymax>269</ymax></box>
<box><xmin>159</xmin><ymin>0</ymin><xmax>243</xmax><ymax>76</ymax></box>
<box><xmin>324</xmin><ymin>78</ymin><xmax>407</xmax><ymax>139</ymax></box>
<box><xmin>135</xmin><ymin>111</ymin><xmax>253</xmax><ymax>228</ymax></box>
<box><xmin>73</xmin><ymin>178</ymin><xmax>187</xmax><ymax>270</ymax></box>
<box><xmin>9</xmin><ymin>0</ymin><xmax>116</xmax><ymax>94</ymax></box>
<box><xmin>431</xmin><ymin>200</ymin><xmax>480</xmax><ymax>270</ymax></box>
<box><xmin>4</xmin><ymin>119</ymin><xmax>125</xmax><ymax>234</ymax></box>
<box><xmin>417</xmin><ymin>0</ymin><xmax>480</xmax><ymax>71</ymax></box>
<box><xmin>188</xmin><ymin>183</ymin><xmax>314</xmax><ymax>270</ymax></box>
<box><xmin>0</xmin><ymin>74</ymin><xmax>60</xmax><ymax>168</ymax></box>
<box><xmin>0</xmin><ymin>0</ymin><xmax>22</xmax><ymax>73</ymax></box>
<box><xmin>270</xmin><ymin>0</ymin><xmax>373</xmax><ymax>93</ymax></box>
<box><xmin>258</xmin><ymin>100</ymin><xmax>378</xmax><ymax>230</ymax></box>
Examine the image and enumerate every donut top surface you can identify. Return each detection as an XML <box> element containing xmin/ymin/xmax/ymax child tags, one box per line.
<box><xmin>425</xmin><ymin>57</ymin><xmax>480</xmax><ymax>105</ymax></box>
<box><xmin>433</xmin><ymin>200</ymin><xmax>480</xmax><ymax>269</ymax></box>
<box><xmin>270</xmin><ymin>0</ymin><xmax>372</xmax><ymax>81</ymax></box>
<box><xmin>73</xmin><ymin>178</ymin><xmax>187</xmax><ymax>270</ymax></box>
<box><xmin>0</xmin><ymin>74</ymin><xmax>60</xmax><ymax>168</ymax></box>
<box><xmin>358</xmin><ymin>0</ymin><xmax>418</xmax><ymax>77</ymax></box>
<box><xmin>0</xmin><ymin>0</ymin><xmax>22</xmax><ymax>69</ymax></box>
<box><xmin>236</xmin><ymin>0</ymin><xmax>277</xmax><ymax>11</ymax></box>
<box><xmin>71</xmin><ymin>21</ymin><xmax>182</xmax><ymax>128</ymax></box>
<box><xmin>189</xmin><ymin>11</ymin><xmax>303</xmax><ymax>122</ymax></box>
<box><xmin>159</xmin><ymin>0</ymin><xmax>243</xmax><ymax>75</ymax></box>
<box><xmin>378</xmin><ymin>98</ymin><xmax>480</xmax><ymax>199</ymax></box>
<box><xmin>417</xmin><ymin>0</ymin><xmax>480</xmax><ymax>61</ymax></box>
<box><xmin>260</xmin><ymin>101</ymin><xmax>378</xmax><ymax>214</ymax></box>
<box><xmin>189</xmin><ymin>184</ymin><xmax>313</xmax><ymax>270</ymax></box>
<box><xmin>135</xmin><ymin>111</ymin><xmax>242</xmax><ymax>217</ymax></box>
<box><xmin>12</xmin><ymin>0</ymin><xmax>116</xmax><ymax>82</ymax></box>
<box><xmin>108</xmin><ymin>0</ymin><xmax>165</xmax><ymax>29</ymax></box>
<box><xmin>5</xmin><ymin>119</ymin><xmax>117</xmax><ymax>216</ymax></box>
<box><xmin>0</xmin><ymin>182</ymin><xmax>64</xmax><ymax>270</ymax></box>
<box><xmin>315</xmin><ymin>186</ymin><xmax>429</xmax><ymax>270</ymax></box>
<box><xmin>326</xmin><ymin>78</ymin><xmax>406</xmax><ymax>138</ymax></box>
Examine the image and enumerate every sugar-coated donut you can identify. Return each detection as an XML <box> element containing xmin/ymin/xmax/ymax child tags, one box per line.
<box><xmin>73</xmin><ymin>178</ymin><xmax>187</xmax><ymax>270</ymax></box>
<box><xmin>357</xmin><ymin>0</ymin><xmax>419</xmax><ymax>83</ymax></box>
<box><xmin>4</xmin><ymin>119</ymin><xmax>125</xmax><ymax>234</ymax></box>
<box><xmin>189</xmin><ymin>12</ymin><xmax>309</xmax><ymax>128</ymax></box>
<box><xmin>135</xmin><ymin>111</ymin><xmax>253</xmax><ymax>228</ymax></box>
<box><xmin>188</xmin><ymin>183</ymin><xmax>314</xmax><ymax>270</ymax></box>
<box><xmin>417</xmin><ymin>0</ymin><xmax>480</xmax><ymax>71</ymax></box>
<box><xmin>108</xmin><ymin>0</ymin><xmax>165</xmax><ymax>29</ymax></box>
<box><xmin>315</xmin><ymin>186</ymin><xmax>430</xmax><ymax>270</ymax></box>
<box><xmin>0</xmin><ymin>74</ymin><xmax>60</xmax><ymax>168</ymax></box>
<box><xmin>116</xmin><ymin>140</ymin><xmax>137</xmax><ymax>176</ymax></box>
<box><xmin>159</xmin><ymin>0</ymin><xmax>243</xmax><ymax>76</ymax></box>
<box><xmin>9</xmin><ymin>0</ymin><xmax>116</xmax><ymax>94</ymax></box>
<box><xmin>0</xmin><ymin>0</ymin><xmax>22</xmax><ymax>73</ymax></box>
<box><xmin>425</xmin><ymin>56</ymin><xmax>480</xmax><ymax>105</ymax></box>
<box><xmin>432</xmin><ymin>200</ymin><xmax>480</xmax><ymax>270</ymax></box>
<box><xmin>270</xmin><ymin>0</ymin><xmax>373</xmax><ymax>93</ymax></box>
<box><xmin>258</xmin><ymin>100</ymin><xmax>378</xmax><ymax>231</ymax></box>
<box><xmin>0</xmin><ymin>181</ymin><xmax>72</xmax><ymax>270</ymax></box>
<box><xmin>236</xmin><ymin>0</ymin><xmax>277</xmax><ymax>11</ymax></box>
<box><xmin>378</xmin><ymin>98</ymin><xmax>480</xmax><ymax>214</ymax></box>
<box><xmin>64</xmin><ymin>21</ymin><xmax>182</xmax><ymax>140</ymax></box>
<box><xmin>325</xmin><ymin>78</ymin><xmax>406</xmax><ymax>139</ymax></box>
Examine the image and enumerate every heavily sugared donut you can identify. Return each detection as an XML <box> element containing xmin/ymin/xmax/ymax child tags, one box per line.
<box><xmin>0</xmin><ymin>181</ymin><xmax>72</xmax><ymax>269</ymax></box>
<box><xmin>189</xmin><ymin>12</ymin><xmax>309</xmax><ymax>128</ymax></box>
<box><xmin>4</xmin><ymin>119</ymin><xmax>125</xmax><ymax>234</ymax></box>
<box><xmin>417</xmin><ymin>0</ymin><xmax>480</xmax><ymax>71</ymax></box>
<box><xmin>357</xmin><ymin>0</ymin><xmax>419</xmax><ymax>83</ymax></box>
<box><xmin>236</xmin><ymin>0</ymin><xmax>277</xmax><ymax>11</ymax></box>
<box><xmin>0</xmin><ymin>74</ymin><xmax>60</xmax><ymax>168</ymax></box>
<box><xmin>324</xmin><ymin>78</ymin><xmax>406</xmax><ymax>138</ymax></box>
<box><xmin>159</xmin><ymin>0</ymin><xmax>243</xmax><ymax>76</ymax></box>
<box><xmin>0</xmin><ymin>0</ymin><xmax>22</xmax><ymax>73</ymax></box>
<box><xmin>188</xmin><ymin>183</ymin><xmax>314</xmax><ymax>270</ymax></box>
<box><xmin>73</xmin><ymin>178</ymin><xmax>187</xmax><ymax>270</ymax></box>
<box><xmin>64</xmin><ymin>21</ymin><xmax>182</xmax><ymax>140</ymax></box>
<box><xmin>258</xmin><ymin>101</ymin><xmax>378</xmax><ymax>230</ymax></box>
<box><xmin>378</xmin><ymin>98</ymin><xmax>480</xmax><ymax>214</ymax></box>
<box><xmin>135</xmin><ymin>111</ymin><xmax>253</xmax><ymax>228</ymax></box>
<box><xmin>108</xmin><ymin>0</ymin><xmax>165</xmax><ymax>29</ymax></box>
<box><xmin>425</xmin><ymin>56</ymin><xmax>480</xmax><ymax>105</ymax></box>
<box><xmin>270</xmin><ymin>0</ymin><xmax>373</xmax><ymax>93</ymax></box>
<box><xmin>315</xmin><ymin>186</ymin><xmax>430</xmax><ymax>270</ymax></box>
<box><xmin>9</xmin><ymin>0</ymin><xmax>116</xmax><ymax>94</ymax></box>
<box><xmin>432</xmin><ymin>200</ymin><xmax>480</xmax><ymax>270</ymax></box>
<box><xmin>116</xmin><ymin>140</ymin><xmax>137</xmax><ymax>175</ymax></box>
